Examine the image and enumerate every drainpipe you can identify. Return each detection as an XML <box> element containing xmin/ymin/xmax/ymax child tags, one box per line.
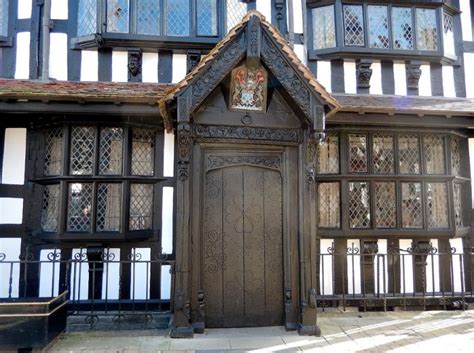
<box><xmin>41</xmin><ymin>0</ymin><xmax>52</xmax><ymax>81</ymax></box>
<box><xmin>287</xmin><ymin>0</ymin><xmax>295</xmax><ymax>47</ymax></box>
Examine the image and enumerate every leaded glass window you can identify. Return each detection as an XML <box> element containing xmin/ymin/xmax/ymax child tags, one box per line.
<box><xmin>226</xmin><ymin>0</ymin><xmax>247</xmax><ymax>31</ymax></box>
<box><xmin>97</xmin><ymin>183</ymin><xmax>122</xmax><ymax>231</ymax></box>
<box><xmin>131</xmin><ymin>129</ymin><xmax>155</xmax><ymax>176</ymax></box>
<box><xmin>197</xmin><ymin>0</ymin><xmax>218</xmax><ymax>36</ymax></box>
<box><xmin>443</xmin><ymin>12</ymin><xmax>455</xmax><ymax>57</ymax></box>
<box><xmin>41</xmin><ymin>184</ymin><xmax>60</xmax><ymax>232</ymax></box>
<box><xmin>67</xmin><ymin>183</ymin><xmax>93</xmax><ymax>232</ymax></box>
<box><xmin>401</xmin><ymin>182</ymin><xmax>422</xmax><ymax>228</ymax></box>
<box><xmin>453</xmin><ymin>183</ymin><xmax>463</xmax><ymax>227</ymax></box>
<box><xmin>416</xmin><ymin>8</ymin><xmax>438</xmax><ymax>51</ymax></box>
<box><xmin>77</xmin><ymin>0</ymin><xmax>97</xmax><ymax>36</ymax></box>
<box><xmin>107</xmin><ymin>0</ymin><xmax>130</xmax><ymax>33</ymax></box>
<box><xmin>70</xmin><ymin>127</ymin><xmax>95</xmax><ymax>175</ymax></box>
<box><xmin>318</xmin><ymin>183</ymin><xmax>340</xmax><ymax>228</ymax></box>
<box><xmin>167</xmin><ymin>0</ymin><xmax>190</xmax><ymax>36</ymax></box>
<box><xmin>0</xmin><ymin>0</ymin><xmax>9</xmax><ymax>36</ymax></box>
<box><xmin>427</xmin><ymin>183</ymin><xmax>448</xmax><ymax>228</ymax></box>
<box><xmin>130</xmin><ymin>184</ymin><xmax>153</xmax><ymax>230</ymax></box>
<box><xmin>451</xmin><ymin>137</ymin><xmax>461</xmax><ymax>176</ymax></box>
<box><xmin>399</xmin><ymin>134</ymin><xmax>420</xmax><ymax>174</ymax></box>
<box><xmin>317</xmin><ymin>133</ymin><xmax>339</xmax><ymax>174</ymax></box>
<box><xmin>368</xmin><ymin>5</ymin><xmax>389</xmax><ymax>49</ymax></box>
<box><xmin>343</xmin><ymin>5</ymin><xmax>364</xmax><ymax>47</ymax></box>
<box><xmin>312</xmin><ymin>5</ymin><xmax>336</xmax><ymax>49</ymax></box>
<box><xmin>392</xmin><ymin>7</ymin><xmax>413</xmax><ymax>50</ymax></box>
<box><xmin>99</xmin><ymin>128</ymin><xmax>123</xmax><ymax>175</ymax></box>
<box><xmin>44</xmin><ymin>128</ymin><xmax>63</xmax><ymax>176</ymax></box>
<box><xmin>373</xmin><ymin>133</ymin><xmax>394</xmax><ymax>174</ymax></box>
<box><xmin>349</xmin><ymin>134</ymin><xmax>367</xmax><ymax>173</ymax></box>
<box><xmin>137</xmin><ymin>0</ymin><xmax>160</xmax><ymax>35</ymax></box>
<box><xmin>349</xmin><ymin>181</ymin><xmax>370</xmax><ymax>228</ymax></box>
<box><xmin>423</xmin><ymin>135</ymin><xmax>445</xmax><ymax>174</ymax></box>
<box><xmin>375</xmin><ymin>182</ymin><xmax>396</xmax><ymax>228</ymax></box>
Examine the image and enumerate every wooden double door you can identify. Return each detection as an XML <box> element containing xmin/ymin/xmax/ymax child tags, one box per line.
<box><xmin>202</xmin><ymin>162</ymin><xmax>284</xmax><ymax>327</ymax></box>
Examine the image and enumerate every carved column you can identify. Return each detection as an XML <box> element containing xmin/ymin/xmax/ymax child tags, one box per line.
<box><xmin>409</xmin><ymin>241</ymin><xmax>436</xmax><ymax>294</ymax></box>
<box><xmin>361</xmin><ymin>241</ymin><xmax>378</xmax><ymax>295</ymax></box>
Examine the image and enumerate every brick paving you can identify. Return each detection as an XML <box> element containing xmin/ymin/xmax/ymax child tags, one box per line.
<box><xmin>45</xmin><ymin>309</ymin><xmax>474</xmax><ymax>352</ymax></box>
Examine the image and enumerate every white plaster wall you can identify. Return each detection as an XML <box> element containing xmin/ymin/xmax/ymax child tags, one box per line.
<box><xmin>162</xmin><ymin>187</ymin><xmax>174</xmax><ymax>255</ymax></box>
<box><xmin>112</xmin><ymin>51</ymin><xmax>129</xmax><ymax>82</ymax></box>
<box><xmin>470</xmin><ymin>139</ymin><xmax>474</xmax><ymax>207</ymax></box>
<box><xmin>163</xmin><ymin>132</ymin><xmax>175</xmax><ymax>177</ymax></box>
<box><xmin>464</xmin><ymin>53</ymin><xmax>474</xmax><ymax>98</ymax></box>
<box><xmin>450</xmin><ymin>238</ymin><xmax>464</xmax><ymax>292</ymax></box>
<box><xmin>256</xmin><ymin>0</ymin><xmax>272</xmax><ymax>21</ymax></box>
<box><xmin>393</xmin><ymin>61</ymin><xmax>407</xmax><ymax>96</ymax></box>
<box><xmin>291</xmin><ymin>0</ymin><xmax>304</xmax><ymax>33</ymax></box>
<box><xmin>399</xmin><ymin>239</ymin><xmax>414</xmax><ymax>293</ymax></box>
<box><xmin>319</xmin><ymin>239</ymin><xmax>334</xmax><ymax>295</ymax></box>
<box><xmin>418</xmin><ymin>64</ymin><xmax>432</xmax><ymax>97</ymax></box>
<box><xmin>442</xmin><ymin>65</ymin><xmax>456</xmax><ymax>97</ymax></box>
<box><xmin>70</xmin><ymin>248</ymin><xmax>89</xmax><ymax>300</ymax></box>
<box><xmin>369</xmin><ymin>61</ymin><xmax>382</xmax><ymax>95</ymax></box>
<box><xmin>347</xmin><ymin>239</ymin><xmax>361</xmax><ymax>295</ymax></box>
<box><xmin>2</xmin><ymin>128</ymin><xmax>26</xmax><ymax>185</ymax></box>
<box><xmin>101</xmin><ymin>248</ymin><xmax>120</xmax><ymax>300</ymax></box>
<box><xmin>142</xmin><ymin>52</ymin><xmax>159</xmax><ymax>83</ymax></box>
<box><xmin>39</xmin><ymin>249</ymin><xmax>61</xmax><ymax>297</ymax></box>
<box><xmin>0</xmin><ymin>238</ymin><xmax>21</xmax><ymax>298</ymax></box>
<box><xmin>294</xmin><ymin>44</ymin><xmax>306</xmax><ymax>65</ymax></box>
<box><xmin>172</xmin><ymin>54</ymin><xmax>187</xmax><ymax>83</ymax></box>
<box><xmin>15</xmin><ymin>32</ymin><xmax>30</xmax><ymax>79</ymax></box>
<box><xmin>425</xmin><ymin>239</ymin><xmax>440</xmax><ymax>293</ymax></box>
<box><xmin>49</xmin><ymin>32</ymin><xmax>68</xmax><ymax>81</ymax></box>
<box><xmin>161</xmin><ymin>265</ymin><xmax>171</xmax><ymax>299</ymax></box>
<box><xmin>317</xmin><ymin>61</ymin><xmax>331</xmax><ymax>93</ymax></box>
<box><xmin>460</xmin><ymin>0</ymin><xmax>473</xmax><ymax>41</ymax></box>
<box><xmin>51</xmin><ymin>0</ymin><xmax>68</xmax><ymax>20</ymax></box>
<box><xmin>344</xmin><ymin>60</ymin><xmax>356</xmax><ymax>94</ymax></box>
<box><xmin>374</xmin><ymin>239</ymin><xmax>388</xmax><ymax>294</ymax></box>
<box><xmin>130</xmin><ymin>248</ymin><xmax>151</xmax><ymax>300</ymax></box>
<box><xmin>18</xmin><ymin>0</ymin><xmax>32</xmax><ymax>19</ymax></box>
<box><xmin>80</xmin><ymin>50</ymin><xmax>99</xmax><ymax>81</ymax></box>
<box><xmin>0</xmin><ymin>198</ymin><xmax>23</xmax><ymax>224</ymax></box>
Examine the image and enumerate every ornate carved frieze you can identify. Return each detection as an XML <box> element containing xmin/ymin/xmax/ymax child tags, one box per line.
<box><xmin>207</xmin><ymin>155</ymin><xmax>281</xmax><ymax>171</ymax></box>
<box><xmin>194</xmin><ymin>124</ymin><xmax>299</xmax><ymax>142</ymax></box>
<box><xmin>128</xmin><ymin>50</ymin><xmax>142</xmax><ymax>82</ymax></box>
<box><xmin>356</xmin><ymin>60</ymin><xmax>372</xmax><ymax>89</ymax></box>
<box><xmin>406</xmin><ymin>63</ymin><xmax>422</xmax><ymax>90</ymax></box>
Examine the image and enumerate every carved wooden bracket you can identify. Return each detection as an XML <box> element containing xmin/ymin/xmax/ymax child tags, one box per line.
<box><xmin>356</xmin><ymin>59</ymin><xmax>373</xmax><ymax>89</ymax></box>
<box><xmin>128</xmin><ymin>49</ymin><xmax>142</xmax><ymax>82</ymax></box>
<box><xmin>406</xmin><ymin>62</ymin><xmax>422</xmax><ymax>90</ymax></box>
<box><xmin>187</xmin><ymin>50</ymin><xmax>201</xmax><ymax>73</ymax></box>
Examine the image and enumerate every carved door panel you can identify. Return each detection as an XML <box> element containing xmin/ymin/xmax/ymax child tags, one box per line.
<box><xmin>203</xmin><ymin>164</ymin><xmax>283</xmax><ymax>327</ymax></box>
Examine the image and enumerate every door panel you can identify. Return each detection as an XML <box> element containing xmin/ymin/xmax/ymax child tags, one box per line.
<box><xmin>203</xmin><ymin>165</ymin><xmax>283</xmax><ymax>327</ymax></box>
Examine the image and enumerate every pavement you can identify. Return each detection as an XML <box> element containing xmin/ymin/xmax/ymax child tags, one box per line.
<box><xmin>44</xmin><ymin>309</ymin><xmax>474</xmax><ymax>352</ymax></box>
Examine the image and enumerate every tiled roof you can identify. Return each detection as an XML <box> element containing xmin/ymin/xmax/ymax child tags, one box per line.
<box><xmin>333</xmin><ymin>93</ymin><xmax>474</xmax><ymax>116</ymax></box>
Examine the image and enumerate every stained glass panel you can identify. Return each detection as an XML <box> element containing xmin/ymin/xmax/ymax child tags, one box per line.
<box><xmin>226</xmin><ymin>0</ymin><xmax>247</xmax><ymax>31</ymax></box>
<box><xmin>97</xmin><ymin>183</ymin><xmax>122</xmax><ymax>232</ymax></box>
<box><xmin>343</xmin><ymin>5</ymin><xmax>365</xmax><ymax>47</ymax></box>
<box><xmin>130</xmin><ymin>184</ymin><xmax>153</xmax><ymax>230</ymax></box>
<box><xmin>78</xmin><ymin>0</ymin><xmax>97</xmax><ymax>36</ymax></box>
<box><xmin>166</xmin><ymin>0</ymin><xmax>190</xmax><ymax>36</ymax></box>
<box><xmin>416</xmin><ymin>8</ymin><xmax>438</xmax><ymax>50</ymax></box>
<box><xmin>41</xmin><ymin>184</ymin><xmax>60</xmax><ymax>232</ymax></box>
<box><xmin>99</xmin><ymin>128</ymin><xmax>123</xmax><ymax>175</ymax></box>
<box><xmin>318</xmin><ymin>183</ymin><xmax>340</xmax><ymax>228</ymax></box>
<box><xmin>368</xmin><ymin>5</ymin><xmax>389</xmax><ymax>49</ymax></box>
<box><xmin>70</xmin><ymin>127</ymin><xmax>94</xmax><ymax>175</ymax></box>
<box><xmin>398</xmin><ymin>134</ymin><xmax>420</xmax><ymax>174</ymax></box>
<box><xmin>392</xmin><ymin>7</ymin><xmax>413</xmax><ymax>50</ymax></box>
<box><xmin>375</xmin><ymin>182</ymin><xmax>396</xmax><ymax>228</ymax></box>
<box><xmin>312</xmin><ymin>5</ymin><xmax>336</xmax><ymax>49</ymax></box>
<box><xmin>197</xmin><ymin>0</ymin><xmax>218</xmax><ymax>36</ymax></box>
<box><xmin>349</xmin><ymin>134</ymin><xmax>367</xmax><ymax>172</ymax></box>
<box><xmin>349</xmin><ymin>182</ymin><xmax>371</xmax><ymax>228</ymax></box>
<box><xmin>451</xmin><ymin>137</ymin><xmax>461</xmax><ymax>176</ymax></box>
<box><xmin>427</xmin><ymin>183</ymin><xmax>448</xmax><ymax>228</ymax></box>
<box><xmin>131</xmin><ymin>129</ymin><xmax>155</xmax><ymax>176</ymax></box>
<box><xmin>0</xmin><ymin>0</ymin><xmax>9</xmax><ymax>36</ymax></box>
<box><xmin>67</xmin><ymin>183</ymin><xmax>93</xmax><ymax>232</ymax></box>
<box><xmin>401</xmin><ymin>182</ymin><xmax>422</xmax><ymax>228</ymax></box>
<box><xmin>423</xmin><ymin>135</ymin><xmax>445</xmax><ymax>174</ymax></box>
<box><xmin>137</xmin><ymin>0</ymin><xmax>160</xmax><ymax>35</ymax></box>
<box><xmin>44</xmin><ymin>128</ymin><xmax>63</xmax><ymax>176</ymax></box>
<box><xmin>454</xmin><ymin>183</ymin><xmax>463</xmax><ymax>227</ymax></box>
<box><xmin>373</xmin><ymin>133</ymin><xmax>394</xmax><ymax>174</ymax></box>
<box><xmin>107</xmin><ymin>0</ymin><xmax>130</xmax><ymax>33</ymax></box>
<box><xmin>317</xmin><ymin>133</ymin><xmax>339</xmax><ymax>174</ymax></box>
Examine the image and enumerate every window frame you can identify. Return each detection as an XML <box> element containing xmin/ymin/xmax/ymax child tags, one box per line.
<box><xmin>0</xmin><ymin>0</ymin><xmax>12</xmax><ymax>47</ymax></box>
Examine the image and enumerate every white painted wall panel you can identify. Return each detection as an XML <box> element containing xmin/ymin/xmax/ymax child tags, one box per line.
<box><xmin>450</xmin><ymin>238</ymin><xmax>464</xmax><ymax>292</ymax></box>
<box><xmin>161</xmin><ymin>265</ymin><xmax>171</xmax><ymax>300</ymax></box>
<box><xmin>0</xmin><ymin>238</ymin><xmax>21</xmax><ymax>298</ymax></box>
<box><xmin>344</xmin><ymin>60</ymin><xmax>356</xmax><ymax>94</ymax></box>
<box><xmin>18</xmin><ymin>0</ymin><xmax>32</xmax><ymax>19</ymax></box>
<box><xmin>465</xmin><ymin>53</ymin><xmax>474</xmax><ymax>98</ymax></box>
<box><xmin>70</xmin><ymin>248</ymin><xmax>89</xmax><ymax>300</ymax></box>
<box><xmin>2</xmin><ymin>128</ymin><xmax>26</xmax><ymax>185</ymax></box>
<box><xmin>393</xmin><ymin>62</ymin><xmax>407</xmax><ymax>96</ymax></box>
<box><xmin>294</xmin><ymin>44</ymin><xmax>306</xmax><ymax>64</ymax></box>
<box><xmin>142</xmin><ymin>52</ymin><xmax>159</xmax><ymax>83</ymax></box>
<box><xmin>0</xmin><ymin>198</ymin><xmax>23</xmax><ymax>224</ymax></box>
<box><xmin>292</xmin><ymin>0</ymin><xmax>304</xmax><ymax>33</ymax></box>
<box><xmin>162</xmin><ymin>187</ymin><xmax>174</xmax><ymax>255</ymax></box>
<box><xmin>347</xmin><ymin>239</ymin><xmax>361</xmax><ymax>295</ymax></box>
<box><xmin>163</xmin><ymin>132</ymin><xmax>175</xmax><ymax>177</ymax></box>
<box><xmin>256</xmin><ymin>0</ymin><xmax>272</xmax><ymax>21</ymax></box>
<box><xmin>317</xmin><ymin>61</ymin><xmax>331</xmax><ymax>93</ymax></box>
<box><xmin>112</xmin><ymin>51</ymin><xmax>128</xmax><ymax>82</ymax></box>
<box><xmin>369</xmin><ymin>61</ymin><xmax>382</xmax><ymax>95</ymax></box>
<box><xmin>102</xmin><ymin>248</ymin><xmax>120</xmax><ymax>300</ymax></box>
<box><xmin>15</xmin><ymin>32</ymin><xmax>30</xmax><ymax>79</ymax></box>
<box><xmin>80</xmin><ymin>50</ymin><xmax>99</xmax><ymax>81</ymax></box>
<box><xmin>425</xmin><ymin>239</ymin><xmax>440</xmax><ymax>293</ymax></box>
<box><xmin>418</xmin><ymin>65</ymin><xmax>432</xmax><ymax>97</ymax></box>
<box><xmin>51</xmin><ymin>0</ymin><xmax>68</xmax><ymax>20</ymax></box>
<box><xmin>319</xmin><ymin>239</ymin><xmax>334</xmax><ymax>295</ymax></box>
<box><xmin>442</xmin><ymin>65</ymin><xmax>456</xmax><ymax>97</ymax></box>
<box><xmin>460</xmin><ymin>0</ymin><xmax>473</xmax><ymax>41</ymax></box>
<box><xmin>130</xmin><ymin>248</ymin><xmax>150</xmax><ymax>299</ymax></box>
<box><xmin>39</xmin><ymin>249</ymin><xmax>61</xmax><ymax>297</ymax></box>
<box><xmin>399</xmin><ymin>239</ymin><xmax>414</xmax><ymax>293</ymax></box>
<box><xmin>172</xmin><ymin>54</ymin><xmax>187</xmax><ymax>83</ymax></box>
<box><xmin>49</xmin><ymin>33</ymin><xmax>68</xmax><ymax>81</ymax></box>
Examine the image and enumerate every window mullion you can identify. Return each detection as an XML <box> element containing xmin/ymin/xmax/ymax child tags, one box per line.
<box><xmin>334</xmin><ymin>0</ymin><xmax>344</xmax><ymax>49</ymax></box>
<box><xmin>412</xmin><ymin>6</ymin><xmax>418</xmax><ymax>51</ymax></box>
<box><xmin>387</xmin><ymin>5</ymin><xmax>393</xmax><ymax>50</ymax></box>
<box><xmin>190</xmin><ymin>0</ymin><xmax>195</xmax><ymax>37</ymax></box>
<box><xmin>363</xmin><ymin>3</ymin><xmax>368</xmax><ymax>49</ymax></box>
<box><xmin>130</xmin><ymin>0</ymin><xmax>138</xmax><ymax>34</ymax></box>
<box><xmin>91</xmin><ymin>181</ymin><xmax>98</xmax><ymax>233</ymax></box>
<box><xmin>99</xmin><ymin>0</ymin><xmax>107</xmax><ymax>33</ymax></box>
<box><xmin>122</xmin><ymin>127</ymin><xmax>132</xmax><ymax>233</ymax></box>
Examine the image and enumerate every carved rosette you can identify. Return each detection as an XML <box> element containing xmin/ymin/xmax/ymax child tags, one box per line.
<box><xmin>177</xmin><ymin>123</ymin><xmax>193</xmax><ymax>182</ymax></box>
<box><xmin>406</xmin><ymin>63</ymin><xmax>422</xmax><ymax>90</ymax></box>
<box><xmin>356</xmin><ymin>60</ymin><xmax>373</xmax><ymax>89</ymax></box>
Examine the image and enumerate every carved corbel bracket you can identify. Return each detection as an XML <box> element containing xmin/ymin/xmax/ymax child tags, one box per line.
<box><xmin>187</xmin><ymin>50</ymin><xmax>201</xmax><ymax>73</ymax></box>
<box><xmin>356</xmin><ymin>59</ymin><xmax>373</xmax><ymax>89</ymax></box>
<box><xmin>406</xmin><ymin>62</ymin><xmax>422</xmax><ymax>90</ymax></box>
<box><xmin>128</xmin><ymin>49</ymin><xmax>142</xmax><ymax>82</ymax></box>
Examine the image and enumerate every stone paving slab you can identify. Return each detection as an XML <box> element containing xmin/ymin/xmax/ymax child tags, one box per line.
<box><xmin>45</xmin><ymin>310</ymin><xmax>474</xmax><ymax>353</ymax></box>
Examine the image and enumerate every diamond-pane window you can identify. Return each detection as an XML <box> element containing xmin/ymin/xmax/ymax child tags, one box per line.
<box><xmin>44</xmin><ymin>128</ymin><xmax>63</xmax><ymax>176</ymax></box>
<box><xmin>398</xmin><ymin>134</ymin><xmax>420</xmax><ymax>174</ymax></box>
<box><xmin>41</xmin><ymin>185</ymin><xmax>60</xmax><ymax>232</ymax></box>
<box><xmin>343</xmin><ymin>5</ymin><xmax>365</xmax><ymax>47</ymax></box>
<box><xmin>401</xmin><ymin>182</ymin><xmax>422</xmax><ymax>228</ymax></box>
<box><xmin>130</xmin><ymin>184</ymin><xmax>153</xmax><ymax>230</ymax></box>
<box><xmin>99</xmin><ymin>128</ymin><xmax>123</xmax><ymax>175</ymax></box>
<box><xmin>349</xmin><ymin>181</ymin><xmax>371</xmax><ymax>229</ymax></box>
<box><xmin>318</xmin><ymin>183</ymin><xmax>340</xmax><ymax>228</ymax></box>
<box><xmin>0</xmin><ymin>0</ymin><xmax>9</xmax><ymax>36</ymax></box>
<box><xmin>443</xmin><ymin>12</ymin><xmax>455</xmax><ymax>56</ymax></box>
<box><xmin>416</xmin><ymin>8</ymin><xmax>438</xmax><ymax>50</ymax></box>
<box><xmin>451</xmin><ymin>137</ymin><xmax>461</xmax><ymax>176</ymax></box>
<box><xmin>423</xmin><ymin>135</ymin><xmax>445</xmax><ymax>174</ymax></box>
<box><xmin>70</xmin><ymin>127</ymin><xmax>95</xmax><ymax>175</ymax></box>
<box><xmin>166</xmin><ymin>0</ymin><xmax>190</xmax><ymax>36</ymax></box>
<box><xmin>107</xmin><ymin>0</ymin><xmax>130</xmax><ymax>33</ymax></box>
<box><xmin>137</xmin><ymin>0</ymin><xmax>160</xmax><ymax>35</ymax></box>
<box><xmin>67</xmin><ymin>183</ymin><xmax>93</xmax><ymax>232</ymax></box>
<box><xmin>349</xmin><ymin>134</ymin><xmax>367</xmax><ymax>172</ymax></box>
<box><xmin>78</xmin><ymin>0</ymin><xmax>97</xmax><ymax>36</ymax></box>
<box><xmin>454</xmin><ymin>183</ymin><xmax>463</xmax><ymax>227</ymax></box>
<box><xmin>312</xmin><ymin>5</ymin><xmax>336</xmax><ymax>49</ymax></box>
<box><xmin>97</xmin><ymin>183</ymin><xmax>122</xmax><ymax>232</ymax></box>
<box><xmin>131</xmin><ymin>129</ymin><xmax>155</xmax><ymax>176</ymax></box>
<box><xmin>392</xmin><ymin>7</ymin><xmax>413</xmax><ymax>50</ymax></box>
<box><xmin>375</xmin><ymin>182</ymin><xmax>396</xmax><ymax>228</ymax></box>
<box><xmin>373</xmin><ymin>133</ymin><xmax>394</xmax><ymax>174</ymax></box>
<box><xmin>226</xmin><ymin>0</ymin><xmax>247</xmax><ymax>32</ymax></box>
<box><xmin>368</xmin><ymin>5</ymin><xmax>389</xmax><ymax>49</ymax></box>
<box><xmin>427</xmin><ymin>183</ymin><xmax>448</xmax><ymax>229</ymax></box>
<box><xmin>197</xmin><ymin>0</ymin><xmax>218</xmax><ymax>36</ymax></box>
<box><xmin>317</xmin><ymin>133</ymin><xmax>339</xmax><ymax>174</ymax></box>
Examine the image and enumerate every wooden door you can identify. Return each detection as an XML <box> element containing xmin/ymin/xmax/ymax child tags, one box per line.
<box><xmin>203</xmin><ymin>164</ymin><xmax>284</xmax><ymax>327</ymax></box>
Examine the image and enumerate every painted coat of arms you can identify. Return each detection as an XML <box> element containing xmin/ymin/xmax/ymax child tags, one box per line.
<box><xmin>230</xmin><ymin>64</ymin><xmax>268</xmax><ymax>112</ymax></box>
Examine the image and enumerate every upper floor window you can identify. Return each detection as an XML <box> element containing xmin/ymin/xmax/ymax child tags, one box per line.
<box><xmin>0</xmin><ymin>0</ymin><xmax>9</xmax><ymax>36</ymax></box>
<box><xmin>312</xmin><ymin>5</ymin><xmax>336</xmax><ymax>49</ymax></box>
